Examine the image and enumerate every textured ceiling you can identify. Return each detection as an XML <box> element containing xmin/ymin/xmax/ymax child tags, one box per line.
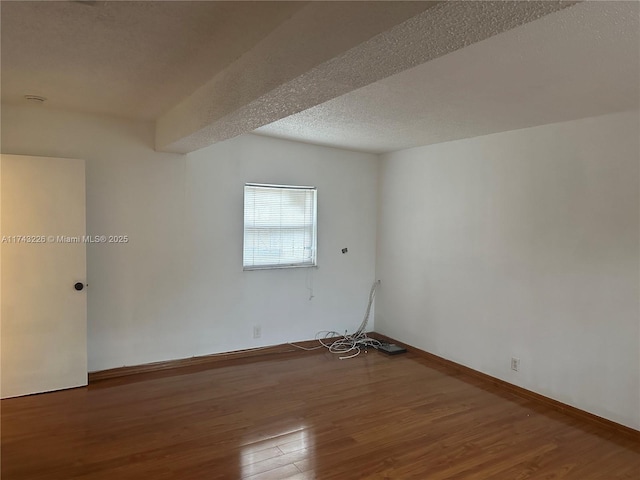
<box><xmin>155</xmin><ymin>0</ymin><xmax>439</xmax><ymax>152</ymax></box>
<box><xmin>155</xmin><ymin>0</ymin><xmax>576</xmax><ymax>153</ymax></box>
<box><xmin>255</xmin><ymin>1</ymin><xmax>640</xmax><ymax>153</ymax></box>
<box><xmin>3</xmin><ymin>1</ymin><xmax>633</xmax><ymax>155</ymax></box>
<box><xmin>0</xmin><ymin>1</ymin><xmax>305</xmax><ymax>119</ymax></box>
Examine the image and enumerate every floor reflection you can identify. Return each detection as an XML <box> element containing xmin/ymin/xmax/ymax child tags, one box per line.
<box><xmin>241</xmin><ymin>425</ymin><xmax>314</xmax><ymax>479</ymax></box>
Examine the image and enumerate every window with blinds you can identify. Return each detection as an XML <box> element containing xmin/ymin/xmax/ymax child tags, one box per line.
<box><xmin>243</xmin><ymin>184</ymin><xmax>317</xmax><ymax>270</ymax></box>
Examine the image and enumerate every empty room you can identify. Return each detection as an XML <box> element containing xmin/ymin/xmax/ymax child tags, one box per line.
<box><xmin>1</xmin><ymin>1</ymin><xmax>638</xmax><ymax>479</ymax></box>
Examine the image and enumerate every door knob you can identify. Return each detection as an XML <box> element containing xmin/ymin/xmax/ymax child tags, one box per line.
<box><xmin>74</xmin><ymin>282</ymin><xmax>85</xmax><ymax>291</ymax></box>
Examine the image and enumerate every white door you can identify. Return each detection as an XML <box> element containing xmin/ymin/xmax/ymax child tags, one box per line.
<box><xmin>1</xmin><ymin>154</ymin><xmax>87</xmax><ymax>398</ymax></box>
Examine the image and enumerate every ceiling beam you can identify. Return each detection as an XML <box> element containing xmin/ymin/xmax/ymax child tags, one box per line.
<box><xmin>155</xmin><ymin>1</ymin><xmax>577</xmax><ymax>154</ymax></box>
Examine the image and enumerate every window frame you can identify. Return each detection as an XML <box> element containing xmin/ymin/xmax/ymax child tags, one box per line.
<box><xmin>242</xmin><ymin>183</ymin><xmax>318</xmax><ymax>271</ymax></box>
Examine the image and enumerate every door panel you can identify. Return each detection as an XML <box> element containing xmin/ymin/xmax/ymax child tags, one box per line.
<box><xmin>1</xmin><ymin>154</ymin><xmax>87</xmax><ymax>398</ymax></box>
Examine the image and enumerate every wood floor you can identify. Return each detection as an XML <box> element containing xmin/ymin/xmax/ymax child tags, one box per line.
<box><xmin>2</xmin><ymin>348</ymin><xmax>639</xmax><ymax>479</ymax></box>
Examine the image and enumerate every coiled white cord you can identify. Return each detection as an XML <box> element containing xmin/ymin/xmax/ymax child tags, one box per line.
<box><xmin>314</xmin><ymin>281</ymin><xmax>381</xmax><ymax>359</ymax></box>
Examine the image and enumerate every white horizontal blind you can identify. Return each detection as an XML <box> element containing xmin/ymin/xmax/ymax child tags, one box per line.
<box><xmin>243</xmin><ymin>184</ymin><xmax>317</xmax><ymax>270</ymax></box>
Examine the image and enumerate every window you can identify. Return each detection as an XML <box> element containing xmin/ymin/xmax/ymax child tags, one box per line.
<box><xmin>243</xmin><ymin>183</ymin><xmax>317</xmax><ymax>270</ymax></box>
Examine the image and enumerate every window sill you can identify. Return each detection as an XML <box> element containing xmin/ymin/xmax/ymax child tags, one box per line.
<box><xmin>243</xmin><ymin>264</ymin><xmax>318</xmax><ymax>271</ymax></box>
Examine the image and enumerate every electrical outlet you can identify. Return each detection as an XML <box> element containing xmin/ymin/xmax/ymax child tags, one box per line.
<box><xmin>253</xmin><ymin>325</ymin><xmax>261</xmax><ymax>339</ymax></box>
<box><xmin>511</xmin><ymin>357</ymin><xmax>520</xmax><ymax>372</ymax></box>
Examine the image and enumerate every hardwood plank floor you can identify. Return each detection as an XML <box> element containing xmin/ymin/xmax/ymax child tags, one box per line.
<box><xmin>2</xmin><ymin>349</ymin><xmax>639</xmax><ymax>479</ymax></box>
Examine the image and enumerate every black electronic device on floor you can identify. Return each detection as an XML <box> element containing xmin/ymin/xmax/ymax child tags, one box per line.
<box><xmin>377</xmin><ymin>342</ymin><xmax>407</xmax><ymax>355</ymax></box>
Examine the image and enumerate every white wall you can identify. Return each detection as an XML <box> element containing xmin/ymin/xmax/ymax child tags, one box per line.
<box><xmin>376</xmin><ymin>111</ymin><xmax>640</xmax><ymax>429</ymax></box>
<box><xmin>1</xmin><ymin>104</ymin><xmax>378</xmax><ymax>371</ymax></box>
<box><xmin>183</xmin><ymin>135</ymin><xmax>377</xmax><ymax>355</ymax></box>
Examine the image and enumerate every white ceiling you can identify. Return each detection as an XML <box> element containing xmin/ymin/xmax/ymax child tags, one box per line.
<box><xmin>1</xmin><ymin>1</ymin><xmax>305</xmax><ymax>119</ymax></box>
<box><xmin>255</xmin><ymin>1</ymin><xmax>640</xmax><ymax>153</ymax></box>
<box><xmin>2</xmin><ymin>1</ymin><xmax>637</xmax><ymax>154</ymax></box>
